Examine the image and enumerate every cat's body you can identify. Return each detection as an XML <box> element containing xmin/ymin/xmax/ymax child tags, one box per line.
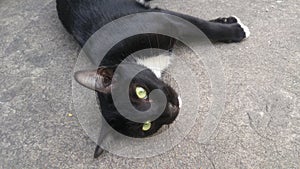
<box><xmin>56</xmin><ymin>0</ymin><xmax>250</xmax><ymax>158</ymax></box>
<box><xmin>57</xmin><ymin>0</ymin><xmax>249</xmax><ymax>63</ymax></box>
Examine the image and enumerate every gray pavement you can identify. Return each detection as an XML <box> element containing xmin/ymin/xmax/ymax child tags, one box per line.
<box><xmin>0</xmin><ymin>0</ymin><xmax>299</xmax><ymax>168</ymax></box>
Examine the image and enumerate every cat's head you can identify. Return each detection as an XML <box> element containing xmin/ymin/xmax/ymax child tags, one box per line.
<box><xmin>74</xmin><ymin>63</ymin><xmax>181</xmax><ymax>138</ymax></box>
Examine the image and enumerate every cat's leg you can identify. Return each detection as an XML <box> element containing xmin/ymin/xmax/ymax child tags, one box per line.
<box><xmin>159</xmin><ymin>10</ymin><xmax>250</xmax><ymax>43</ymax></box>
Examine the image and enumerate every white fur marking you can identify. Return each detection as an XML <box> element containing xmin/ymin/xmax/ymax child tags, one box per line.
<box><xmin>233</xmin><ymin>16</ymin><xmax>251</xmax><ymax>39</ymax></box>
<box><xmin>136</xmin><ymin>0</ymin><xmax>149</xmax><ymax>7</ymax></box>
<box><xmin>136</xmin><ymin>0</ymin><xmax>158</xmax><ymax>9</ymax></box>
<box><xmin>136</xmin><ymin>0</ymin><xmax>146</xmax><ymax>4</ymax></box>
<box><xmin>178</xmin><ymin>96</ymin><xmax>182</xmax><ymax>108</ymax></box>
<box><xmin>136</xmin><ymin>54</ymin><xmax>172</xmax><ymax>78</ymax></box>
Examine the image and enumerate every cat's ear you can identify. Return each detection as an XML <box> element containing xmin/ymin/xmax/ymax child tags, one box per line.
<box><xmin>74</xmin><ymin>66</ymin><xmax>115</xmax><ymax>93</ymax></box>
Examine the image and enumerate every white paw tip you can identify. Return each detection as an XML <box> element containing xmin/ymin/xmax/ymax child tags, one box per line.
<box><xmin>232</xmin><ymin>15</ymin><xmax>251</xmax><ymax>39</ymax></box>
<box><xmin>136</xmin><ymin>0</ymin><xmax>145</xmax><ymax>3</ymax></box>
<box><xmin>136</xmin><ymin>0</ymin><xmax>147</xmax><ymax>6</ymax></box>
<box><xmin>136</xmin><ymin>0</ymin><xmax>157</xmax><ymax>9</ymax></box>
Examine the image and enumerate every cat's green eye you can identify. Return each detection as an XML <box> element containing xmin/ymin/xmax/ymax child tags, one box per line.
<box><xmin>142</xmin><ymin>121</ymin><xmax>152</xmax><ymax>131</ymax></box>
<box><xmin>136</xmin><ymin>86</ymin><xmax>148</xmax><ymax>99</ymax></box>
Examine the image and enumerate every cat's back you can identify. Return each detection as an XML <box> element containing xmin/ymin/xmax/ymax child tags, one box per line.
<box><xmin>57</xmin><ymin>0</ymin><xmax>149</xmax><ymax>45</ymax></box>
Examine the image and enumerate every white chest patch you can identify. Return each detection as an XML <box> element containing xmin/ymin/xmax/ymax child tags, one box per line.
<box><xmin>136</xmin><ymin>54</ymin><xmax>172</xmax><ymax>78</ymax></box>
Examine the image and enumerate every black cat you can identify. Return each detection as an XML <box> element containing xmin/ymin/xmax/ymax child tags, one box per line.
<box><xmin>56</xmin><ymin>0</ymin><xmax>250</xmax><ymax>158</ymax></box>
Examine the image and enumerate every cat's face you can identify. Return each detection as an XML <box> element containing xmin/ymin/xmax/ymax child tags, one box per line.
<box><xmin>75</xmin><ymin>64</ymin><xmax>180</xmax><ymax>138</ymax></box>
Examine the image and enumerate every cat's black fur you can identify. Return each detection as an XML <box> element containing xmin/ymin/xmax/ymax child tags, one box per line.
<box><xmin>56</xmin><ymin>0</ymin><xmax>249</xmax><ymax>158</ymax></box>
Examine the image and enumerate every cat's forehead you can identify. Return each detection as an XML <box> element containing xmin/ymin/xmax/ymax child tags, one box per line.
<box><xmin>111</xmin><ymin>53</ymin><xmax>174</xmax><ymax>90</ymax></box>
<box><xmin>113</xmin><ymin>63</ymin><xmax>154</xmax><ymax>78</ymax></box>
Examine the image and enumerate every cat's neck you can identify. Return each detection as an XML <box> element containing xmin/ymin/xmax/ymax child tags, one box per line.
<box><xmin>134</xmin><ymin>53</ymin><xmax>172</xmax><ymax>78</ymax></box>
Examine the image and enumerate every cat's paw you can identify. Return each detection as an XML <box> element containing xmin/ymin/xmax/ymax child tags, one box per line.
<box><xmin>136</xmin><ymin>0</ymin><xmax>158</xmax><ymax>9</ymax></box>
<box><xmin>210</xmin><ymin>16</ymin><xmax>238</xmax><ymax>24</ymax></box>
<box><xmin>233</xmin><ymin>16</ymin><xmax>250</xmax><ymax>39</ymax></box>
<box><xmin>211</xmin><ymin>16</ymin><xmax>250</xmax><ymax>39</ymax></box>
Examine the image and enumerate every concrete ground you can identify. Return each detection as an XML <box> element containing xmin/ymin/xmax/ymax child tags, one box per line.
<box><xmin>0</xmin><ymin>0</ymin><xmax>299</xmax><ymax>168</ymax></box>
